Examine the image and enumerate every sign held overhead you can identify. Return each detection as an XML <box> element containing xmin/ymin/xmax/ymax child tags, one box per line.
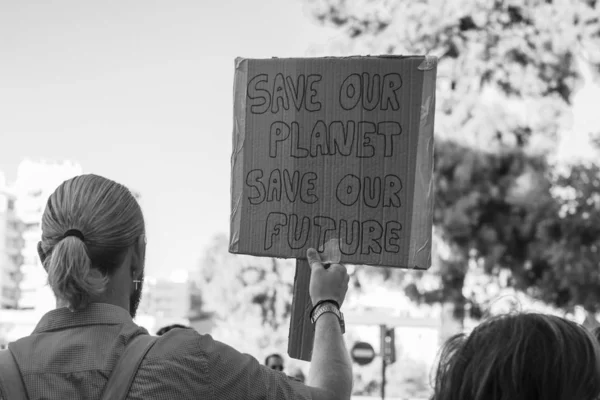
<box><xmin>230</xmin><ymin>56</ymin><xmax>436</xmax><ymax>269</ymax></box>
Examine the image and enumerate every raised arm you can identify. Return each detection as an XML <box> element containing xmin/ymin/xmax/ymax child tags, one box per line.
<box><xmin>305</xmin><ymin>248</ymin><xmax>353</xmax><ymax>400</ymax></box>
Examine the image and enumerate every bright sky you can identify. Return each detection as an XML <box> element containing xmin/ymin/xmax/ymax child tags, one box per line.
<box><xmin>0</xmin><ymin>0</ymin><xmax>338</xmax><ymax>278</ymax></box>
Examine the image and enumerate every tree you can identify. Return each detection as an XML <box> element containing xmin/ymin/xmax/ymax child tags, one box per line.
<box><xmin>516</xmin><ymin>163</ymin><xmax>600</xmax><ymax>315</ymax></box>
<box><xmin>306</xmin><ymin>0</ymin><xmax>599</xmax><ymax>148</ymax></box>
<box><xmin>303</xmin><ymin>0</ymin><xmax>600</xmax><ymax>335</ymax></box>
<box><xmin>188</xmin><ymin>281</ymin><xmax>213</xmax><ymax>322</ymax></box>
<box><xmin>409</xmin><ymin>140</ymin><xmax>554</xmax><ymax>333</ymax></box>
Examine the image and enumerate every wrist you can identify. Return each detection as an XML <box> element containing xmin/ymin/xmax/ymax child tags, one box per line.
<box><xmin>313</xmin><ymin>312</ymin><xmax>339</xmax><ymax>328</ymax></box>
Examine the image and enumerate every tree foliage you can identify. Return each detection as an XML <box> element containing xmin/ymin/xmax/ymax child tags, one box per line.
<box><xmin>308</xmin><ymin>0</ymin><xmax>599</xmax><ymax>148</ymax></box>
<box><xmin>403</xmin><ymin>140</ymin><xmax>554</xmax><ymax>321</ymax></box>
<box><xmin>518</xmin><ymin>163</ymin><xmax>600</xmax><ymax>312</ymax></box>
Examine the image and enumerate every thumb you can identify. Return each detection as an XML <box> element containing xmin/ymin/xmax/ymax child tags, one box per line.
<box><xmin>306</xmin><ymin>248</ymin><xmax>323</xmax><ymax>271</ymax></box>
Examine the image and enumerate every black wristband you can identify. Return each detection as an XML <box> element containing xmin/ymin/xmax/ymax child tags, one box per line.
<box><xmin>310</xmin><ymin>299</ymin><xmax>340</xmax><ymax>320</ymax></box>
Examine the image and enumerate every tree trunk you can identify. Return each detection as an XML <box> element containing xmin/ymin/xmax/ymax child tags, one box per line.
<box><xmin>439</xmin><ymin>301</ymin><xmax>464</xmax><ymax>345</ymax></box>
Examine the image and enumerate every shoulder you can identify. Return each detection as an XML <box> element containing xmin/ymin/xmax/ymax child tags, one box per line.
<box><xmin>143</xmin><ymin>327</ymin><xmax>213</xmax><ymax>362</ymax></box>
<box><xmin>131</xmin><ymin>328</ymin><xmax>216</xmax><ymax>397</ymax></box>
<box><xmin>137</xmin><ymin>327</ymin><xmax>249</xmax><ymax>369</ymax></box>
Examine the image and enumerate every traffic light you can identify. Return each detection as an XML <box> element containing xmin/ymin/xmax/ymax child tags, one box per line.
<box><xmin>380</xmin><ymin>326</ymin><xmax>396</xmax><ymax>365</ymax></box>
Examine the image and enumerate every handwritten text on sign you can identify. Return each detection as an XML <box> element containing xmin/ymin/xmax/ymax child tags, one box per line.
<box><xmin>232</xmin><ymin>58</ymin><xmax>430</xmax><ymax>266</ymax></box>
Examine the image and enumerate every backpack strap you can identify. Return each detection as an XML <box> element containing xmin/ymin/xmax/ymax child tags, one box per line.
<box><xmin>100</xmin><ymin>334</ymin><xmax>158</xmax><ymax>400</ymax></box>
<box><xmin>0</xmin><ymin>348</ymin><xmax>29</xmax><ymax>400</ymax></box>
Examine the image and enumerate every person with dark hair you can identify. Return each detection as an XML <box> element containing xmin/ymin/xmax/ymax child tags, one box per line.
<box><xmin>432</xmin><ymin>313</ymin><xmax>600</xmax><ymax>400</ymax></box>
<box><xmin>156</xmin><ymin>324</ymin><xmax>189</xmax><ymax>336</ymax></box>
<box><xmin>0</xmin><ymin>175</ymin><xmax>352</xmax><ymax>400</ymax></box>
<box><xmin>265</xmin><ymin>353</ymin><xmax>284</xmax><ymax>372</ymax></box>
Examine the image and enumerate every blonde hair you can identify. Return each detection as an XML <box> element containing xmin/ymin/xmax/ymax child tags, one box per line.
<box><xmin>40</xmin><ymin>174</ymin><xmax>145</xmax><ymax>311</ymax></box>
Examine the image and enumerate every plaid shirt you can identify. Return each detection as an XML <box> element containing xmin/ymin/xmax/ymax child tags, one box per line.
<box><xmin>1</xmin><ymin>303</ymin><xmax>312</xmax><ymax>400</ymax></box>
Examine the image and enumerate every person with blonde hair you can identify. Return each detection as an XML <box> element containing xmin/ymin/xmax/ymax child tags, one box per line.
<box><xmin>431</xmin><ymin>313</ymin><xmax>600</xmax><ymax>400</ymax></box>
<box><xmin>0</xmin><ymin>174</ymin><xmax>352</xmax><ymax>400</ymax></box>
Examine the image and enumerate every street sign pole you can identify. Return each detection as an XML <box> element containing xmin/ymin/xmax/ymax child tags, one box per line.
<box><xmin>379</xmin><ymin>324</ymin><xmax>397</xmax><ymax>399</ymax></box>
<box><xmin>381</xmin><ymin>324</ymin><xmax>386</xmax><ymax>400</ymax></box>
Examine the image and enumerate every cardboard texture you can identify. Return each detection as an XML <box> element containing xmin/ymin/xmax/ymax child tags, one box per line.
<box><xmin>230</xmin><ymin>56</ymin><xmax>436</xmax><ymax>269</ymax></box>
<box><xmin>230</xmin><ymin>56</ymin><xmax>438</xmax><ymax>360</ymax></box>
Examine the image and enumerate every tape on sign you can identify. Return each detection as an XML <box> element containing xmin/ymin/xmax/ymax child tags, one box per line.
<box><xmin>417</xmin><ymin>55</ymin><xmax>437</xmax><ymax>71</ymax></box>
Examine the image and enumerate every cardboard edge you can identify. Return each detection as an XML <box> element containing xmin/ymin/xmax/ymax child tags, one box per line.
<box><xmin>409</xmin><ymin>60</ymin><xmax>437</xmax><ymax>269</ymax></box>
<box><xmin>229</xmin><ymin>247</ymin><xmax>426</xmax><ymax>269</ymax></box>
<box><xmin>249</xmin><ymin>55</ymin><xmax>424</xmax><ymax>61</ymax></box>
<box><xmin>229</xmin><ymin>57</ymin><xmax>248</xmax><ymax>253</ymax></box>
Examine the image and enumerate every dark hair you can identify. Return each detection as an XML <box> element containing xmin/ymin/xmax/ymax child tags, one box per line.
<box><xmin>40</xmin><ymin>174</ymin><xmax>145</xmax><ymax>311</ymax></box>
<box><xmin>156</xmin><ymin>324</ymin><xmax>189</xmax><ymax>336</ymax></box>
<box><xmin>432</xmin><ymin>313</ymin><xmax>600</xmax><ymax>400</ymax></box>
<box><xmin>265</xmin><ymin>353</ymin><xmax>283</xmax><ymax>365</ymax></box>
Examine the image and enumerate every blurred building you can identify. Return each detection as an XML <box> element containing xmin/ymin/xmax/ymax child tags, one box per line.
<box><xmin>138</xmin><ymin>273</ymin><xmax>192</xmax><ymax>332</ymax></box>
<box><xmin>0</xmin><ymin>172</ymin><xmax>25</xmax><ymax>309</ymax></box>
<box><xmin>12</xmin><ymin>160</ymin><xmax>83</xmax><ymax>310</ymax></box>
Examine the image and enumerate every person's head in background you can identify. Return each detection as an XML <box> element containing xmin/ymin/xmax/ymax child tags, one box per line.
<box><xmin>265</xmin><ymin>353</ymin><xmax>284</xmax><ymax>372</ymax></box>
<box><xmin>432</xmin><ymin>313</ymin><xmax>600</xmax><ymax>400</ymax></box>
<box><xmin>156</xmin><ymin>324</ymin><xmax>189</xmax><ymax>336</ymax></box>
<box><xmin>37</xmin><ymin>174</ymin><xmax>146</xmax><ymax>318</ymax></box>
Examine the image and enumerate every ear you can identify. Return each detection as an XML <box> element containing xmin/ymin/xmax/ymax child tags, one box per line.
<box><xmin>37</xmin><ymin>241</ymin><xmax>48</xmax><ymax>269</ymax></box>
<box><xmin>130</xmin><ymin>235</ymin><xmax>146</xmax><ymax>279</ymax></box>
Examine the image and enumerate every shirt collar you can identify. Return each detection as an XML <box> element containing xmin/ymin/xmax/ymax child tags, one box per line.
<box><xmin>33</xmin><ymin>302</ymin><xmax>135</xmax><ymax>333</ymax></box>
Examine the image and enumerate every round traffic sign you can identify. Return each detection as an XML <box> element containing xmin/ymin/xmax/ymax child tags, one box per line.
<box><xmin>350</xmin><ymin>341</ymin><xmax>376</xmax><ymax>366</ymax></box>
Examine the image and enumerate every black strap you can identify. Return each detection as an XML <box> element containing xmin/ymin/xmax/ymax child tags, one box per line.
<box><xmin>0</xmin><ymin>348</ymin><xmax>29</xmax><ymax>400</ymax></box>
<box><xmin>100</xmin><ymin>334</ymin><xmax>157</xmax><ymax>400</ymax></box>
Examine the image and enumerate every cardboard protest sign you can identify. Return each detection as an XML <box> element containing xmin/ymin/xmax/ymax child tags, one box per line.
<box><xmin>230</xmin><ymin>56</ymin><xmax>436</xmax><ymax>269</ymax></box>
<box><xmin>230</xmin><ymin>55</ymin><xmax>437</xmax><ymax>361</ymax></box>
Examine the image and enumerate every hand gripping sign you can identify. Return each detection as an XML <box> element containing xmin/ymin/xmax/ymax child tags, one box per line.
<box><xmin>288</xmin><ymin>239</ymin><xmax>341</xmax><ymax>360</ymax></box>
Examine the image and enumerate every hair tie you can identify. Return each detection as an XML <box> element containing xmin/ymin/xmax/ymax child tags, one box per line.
<box><xmin>63</xmin><ymin>229</ymin><xmax>85</xmax><ymax>242</ymax></box>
